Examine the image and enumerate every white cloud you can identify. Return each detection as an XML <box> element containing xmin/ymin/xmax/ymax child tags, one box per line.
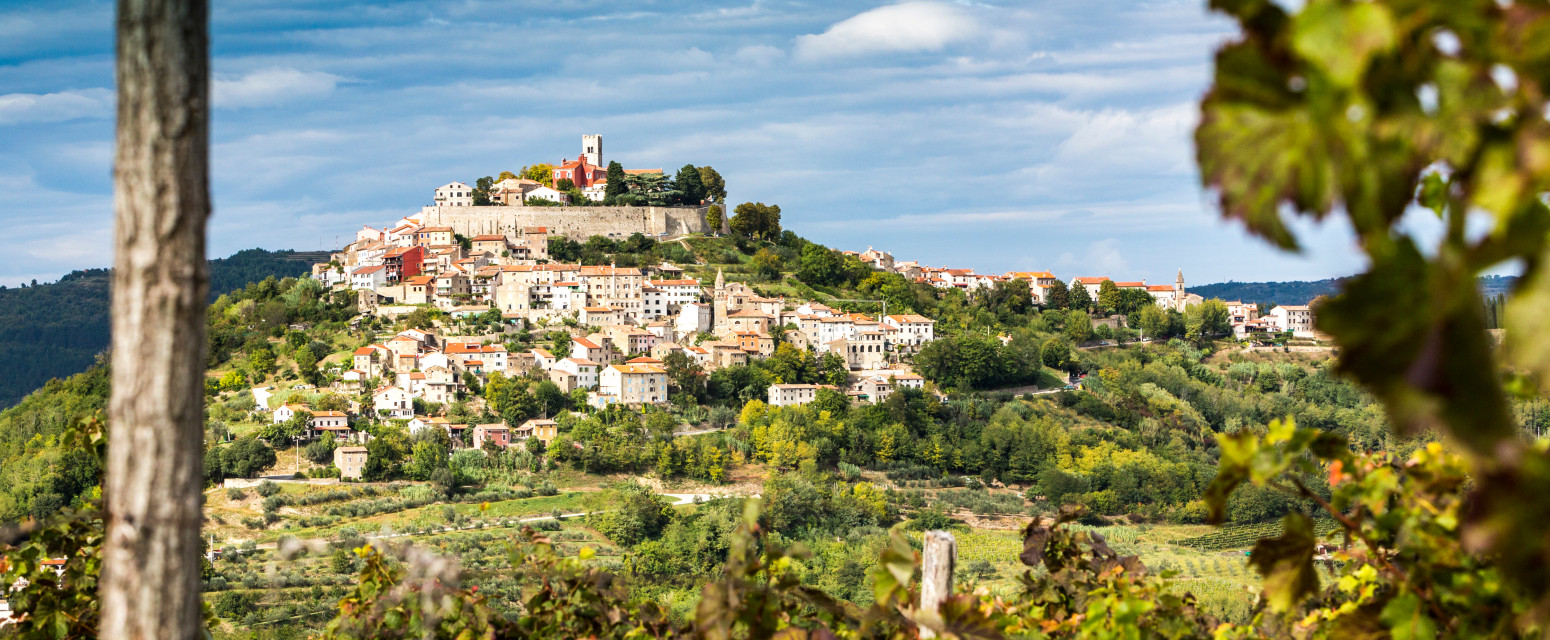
<box><xmin>793</xmin><ymin>2</ymin><xmax>980</xmax><ymax>61</ymax></box>
<box><xmin>1056</xmin><ymin>238</ymin><xmax>1131</xmax><ymax>276</ymax></box>
<box><xmin>733</xmin><ymin>44</ymin><xmax>785</xmax><ymax>66</ymax></box>
<box><xmin>0</xmin><ymin>88</ymin><xmax>111</xmax><ymax>125</ymax></box>
<box><xmin>213</xmin><ymin>68</ymin><xmax>343</xmax><ymax>108</ymax></box>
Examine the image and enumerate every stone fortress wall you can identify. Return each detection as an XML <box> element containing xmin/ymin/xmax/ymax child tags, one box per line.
<box><xmin>419</xmin><ymin>205</ymin><xmax>712</xmax><ymax>241</ymax></box>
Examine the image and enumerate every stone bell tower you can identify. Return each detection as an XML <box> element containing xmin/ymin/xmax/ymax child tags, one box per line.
<box><xmin>582</xmin><ymin>134</ymin><xmax>602</xmax><ymax>167</ymax></box>
<box><xmin>712</xmin><ymin>268</ymin><xmax>728</xmax><ymax>333</ymax></box>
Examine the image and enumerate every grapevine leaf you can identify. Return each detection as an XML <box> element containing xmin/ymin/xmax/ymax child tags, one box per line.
<box><xmin>1292</xmin><ymin>0</ymin><xmax>1397</xmax><ymax>88</ymax></box>
<box><xmin>1248</xmin><ymin>513</ymin><xmax>1319</xmax><ymax>613</ymax></box>
<box><xmin>1380</xmin><ymin>592</ymin><xmax>1438</xmax><ymax>640</ymax></box>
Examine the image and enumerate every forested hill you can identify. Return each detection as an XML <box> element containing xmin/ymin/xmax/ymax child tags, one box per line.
<box><xmin>0</xmin><ymin>248</ymin><xmax>329</xmax><ymax>409</ymax></box>
<box><xmin>1188</xmin><ymin>278</ymin><xmax>1345</xmax><ymax>306</ymax></box>
<box><xmin>1192</xmin><ymin>275</ymin><xmax>1519</xmax><ymax>306</ymax></box>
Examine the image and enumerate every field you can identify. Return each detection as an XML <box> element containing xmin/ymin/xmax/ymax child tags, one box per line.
<box><xmin>910</xmin><ymin>522</ymin><xmax>1273</xmax><ymax>622</ymax></box>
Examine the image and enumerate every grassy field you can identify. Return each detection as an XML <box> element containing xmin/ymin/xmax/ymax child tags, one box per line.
<box><xmin>910</xmin><ymin>522</ymin><xmax>1266</xmax><ymax>622</ymax></box>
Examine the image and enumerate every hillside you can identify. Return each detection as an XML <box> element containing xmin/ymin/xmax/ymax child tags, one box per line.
<box><xmin>1192</xmin><ymin>274</ymin><xmax>1519</xmax><ymax>306</ymax></box>
<box><xmin>1188</xmin><ymin>278</ymin><xmax>1345</xmax><ymax>306</ymax></box>
<box><xmin>0</xmin><ymin>248</ymin><xmax>330</xmax><ymax>409</ymax></box>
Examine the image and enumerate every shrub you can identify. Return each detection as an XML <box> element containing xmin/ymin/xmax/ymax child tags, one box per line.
<box><xmin>255</xmin><ymin>480</ymin><xmax>281</xmax><ymax>497</ymax></box>
<box><xmin>225</xmin><ymin>487</ymin><xmax>246</xmax><ymax>501</ymax></box>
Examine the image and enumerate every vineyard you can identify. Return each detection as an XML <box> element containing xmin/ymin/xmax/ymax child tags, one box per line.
<box><xmin>1169</xmin><ymin>518</ymin><xmax>1340</xmax><ymax>551</ymax></box>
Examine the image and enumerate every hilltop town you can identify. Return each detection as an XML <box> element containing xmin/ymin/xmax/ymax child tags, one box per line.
<box><xmin>278</xmin><ymin>136</ymin><xmax>1323</xmax><ymax>478</ymax></box>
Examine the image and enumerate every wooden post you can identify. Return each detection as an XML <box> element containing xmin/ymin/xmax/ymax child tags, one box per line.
<box><xmin>919</xmin><ymin>530</ymin><xmax>957</xmax><ymax>639</ymax></box>
<box><xmin>102</xmin><ymin>0</ymin><xmax>210</xmax><ymax>638</ymax></box>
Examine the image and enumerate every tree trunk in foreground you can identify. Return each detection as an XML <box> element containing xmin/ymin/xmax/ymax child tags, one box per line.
<box><xmin>102</xmin><ymin>0</ymin><xmax>209</xmax><ymax>638</ymax></box>
<box><xmin>919</xmin><ymin>530</ymin><xmax>957</xmax><ymax>639</ymax></box>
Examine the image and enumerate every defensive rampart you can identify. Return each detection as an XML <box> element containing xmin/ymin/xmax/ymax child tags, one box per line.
<box><xmin>418</xmin><ymin>205</ymin><xmax>712</xmax><ymax>240</ymax></box>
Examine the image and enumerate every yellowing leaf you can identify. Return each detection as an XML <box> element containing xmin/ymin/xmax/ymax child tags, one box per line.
<box><xmin>1292</xmin><ymin>0</ymin><xmax>1397</xmax><ymax>88</ymax></box>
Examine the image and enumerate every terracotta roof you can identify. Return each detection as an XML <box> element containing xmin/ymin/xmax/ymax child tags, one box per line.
<box><xmin>609</xmin><ymin>363</ymin><xmax>667</xmax><ymax>374</ymax></box>
<box><xmin>1072</xmin><ymin>276</ymin><xmax>1111</xmax><ymax>284</ymax></box>
<box><xmin>649</xmin><ymin>279</ymin><xmax>700</xmax><ymax>286</ymax></box>
<box><xmin>886</xmin><ymin>314</ymin><xmax>934</xmax><ymax>324</ymax></box>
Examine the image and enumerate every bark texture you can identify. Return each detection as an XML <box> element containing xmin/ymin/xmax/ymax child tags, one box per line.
<box><xmin>919</xmin><ymin>530</ymin><xmax>957</xmax><ymax>639</ymax></box>
<box><xmin>102</xmin><ymin>0</ymin><xmax>209</xmax><ymax>638</ymax></box>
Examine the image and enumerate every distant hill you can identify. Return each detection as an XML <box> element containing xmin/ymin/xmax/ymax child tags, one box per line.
<box><xmin>0</xmin><ymin>248</ymin><xmax>330</xmax><ymax>409</ymax></box>
<box><xmin>1192</xmin><ymin>275</ymin><xmax>1519</xmax><ymax>306</ymax></box>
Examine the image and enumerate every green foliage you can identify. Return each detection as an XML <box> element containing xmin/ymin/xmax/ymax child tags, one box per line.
<box><xmin>207</xmin><ymin>438</ymin><xmax>278</xmax><ymax>482</ymax></box>
<box><xmin>585</xmin><ymin>481</ymin><xmax>673</xmax><ymax>547</ymax></box>
<box><xmin>697</xmin><ymin>165</ymin><xmax>726</xmax><ymax>203</ymax></box>
<box><xmin>729</xmin><ymin>202</ymin><xmax>781</xmax><ymax>240</ymax></box>
<box><xmin>915</xmin><ymin>332</ymin><xmax>1041</xmax><ymax>391</ymax></box>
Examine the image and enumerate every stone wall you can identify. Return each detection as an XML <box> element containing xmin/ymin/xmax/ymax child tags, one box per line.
<box><xmin>418</xmin><ymin>205</ymin><xmax>711</xmax><ymax>241</ymax></box>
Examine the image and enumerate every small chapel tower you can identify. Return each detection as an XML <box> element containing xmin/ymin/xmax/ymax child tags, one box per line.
<box><xmin>712</xmin><ymin>268</ymin><xmax>728</xmax><ymax>333</ymax></box>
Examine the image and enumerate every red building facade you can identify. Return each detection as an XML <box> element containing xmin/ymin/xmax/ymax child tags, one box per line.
<box><xmin>553</xmin><ymin>154</ymin><xmax>608</xmax><ymax>189</ymax></box>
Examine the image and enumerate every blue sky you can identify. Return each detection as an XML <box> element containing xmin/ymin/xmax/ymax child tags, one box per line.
<box><xmin>0</xmin><ymin>0</ymin><xmax>1372</xmax><ymax>288</ymax></box>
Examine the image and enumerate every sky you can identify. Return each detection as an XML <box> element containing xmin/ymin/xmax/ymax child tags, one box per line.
<box><xmin>0</xmin><ymin>0</ymin><xmax>1376</xmax><ymax>288</ymax></box>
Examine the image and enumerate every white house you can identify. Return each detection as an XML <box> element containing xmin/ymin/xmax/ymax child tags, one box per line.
<box><xmin>272</xmin><ymin>404</ymin><xmax>308</xmax><ymax>424</ymax></box>
<box><xmin>306</xmin><ymin>411</ymin><xmax>350</xmax><ymax>439</ymax></box>
<box><xmin>373</xmin><ymin>386</ymin><xmax>413</xmax><ymax>419</ymax></box>
<box><xmin>882</xmin><ymin>314</ymin><xmax>935</xmax><ymax>348</ymax></box>
<box><xmin>525</xmin><ymin>186</ymin><xmax>569</xmax><ymax>204</ymax></box>
<box><xmin>1268</xmin><ymin>304</ymin><xmax>1316</xmax><ymax>337</ymax></box>
<box><xmin>642</xmin><ymin>279</ymin><xmax>701</xmax><ymax>319</ymax></box>
<box><xmin>598</xmin><ymin>363</ymin><xmax>669</xmax><ymax>405</ymax></box>
<box><xmin>768</xmin><ymin>384</ymin><xmax>831</xmax><ymax>407</ymax></box>
<box><xmin>351</xmin><ymin>265</ymin><xmax>388</xmax><ymax>290</ymax></box>
<box><xmin>554</xmin><ymin>358</ymin><xmax>601</xmax><ymax>389</ymax></box>
<box><xmin>434</xmin><ymin>181</ymin><xmax>474</xmax><ymax>207</ymax></box>
<box><xmin>677</xmin><ymin>302</ymin><xmax>713</xmax><ymax>336</ymax></box>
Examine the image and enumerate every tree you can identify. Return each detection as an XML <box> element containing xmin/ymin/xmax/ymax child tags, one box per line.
<box><xmin>697</xmin><ymin>166</ymin><xmax>726</xmax><ymax>202</ymax></box>
<box><xmin>1133</xmin><ymin>304</ymin><xmax>1167</xmax><ymax>340</ymax></box>
<box><xmin>797</xmin><ymin>245</ymin><xmax>844</xmax><ymax>287</ymax></box>
<box><xmin>1045</xmin><ymin>279</ymin><xmax>1069</xmax><ymax>309</ymax></box>
<box><xmin>105</xmin><ymin>1</ymin><xmax>211</xmax><ymax>635</ymax></box>
<box><xmin>555</xmin><ymin>178</ymin><xmax>575</xmax><ymax>192</ymax></box>
<box><xmin>730</xmin><ymin>202</ymin><xmax>781</xmax><ymax>240</ymax></box>
<box><xmin>405</xmin><ymin>430</ymin><xmax>451</xmax><ymax>482</ymax></box>
<box><xmin>1068</xmin><ymin>281</ymin><xmax>1092</xmax><ymax>312</ymax></box>
<box><xmin>1096</xmin><ymin>280</ymin><xmax>1122</xmax><ymax>316</ymax></box>
<box><xmin>1184</xmin><ymin>299</ymin><xmax>1230</xmax><ymax>342</ymax></box>
<box><xmin>705</xmin><ymin>204</ymin><xmax>724</xmax><ymax>233</ymax></box>
<box><xmin>247</xmin><ymin>345</ymin><xmax>275</xmax><ymax>382</ymax></box>
<box><xmin>604</xmin><ymin>161</ymin><xmax>627</xmax><ymax>202</ymax></box>
<box><xmin>496</xmin><ymin>170</ymin><xmax>518</xmax><ymax>182</ymax></box>
<box><xmin>1040</xmin><ymin>337</ymin><xmax>1071</xmax><ymax>370</ymax></box>
<box><xmin>1065</xmin><ymin>310</ymin><xmax>1093</xmax><ymax>344</ymax></box>
<box><xmin>1114</xmin><ymin>288</ymin><xmax>1155</xmax><ymax>317</ymax></box>
<box><xmin>295</xmin><ymin>343</ymin><xmax>321</xmax><ymax>387</ymax></box>
<box><xmin>674</xmin><ymin>164</ymin><xmax>705</xmax><ymax>205</ymax></box>
<box><xmin>521</xmin><ymin>163</ymin><xmax>554</xmax><ymax>187</ymax></box>
<box><xmin>752</xmin><ymin>248</ymin><xmax>783</xmax><ymax>281</ymax></box>
<box><xmin>471</xmin><ymin>176</ymin><xmax>494</xmax><ymax>206</ymax></box>
<box><xmin>662</xmin><ymin>350</ymin><xmax>703</xmax><ymax>400</ymax></box>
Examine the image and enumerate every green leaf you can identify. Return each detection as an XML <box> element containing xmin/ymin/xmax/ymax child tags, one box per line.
<box><xmin>1292</xmin><ymin>0</ymin><xmax>1397</xmax><ymax>88</ymax></box>
<box><xmin>1380</xmin><ymin>592</ymin><xmax>1438</xmax><ymax>640</ymax></box>
<box><xmin>1248</xmin><ymin>513</ymin><xmax>1320</xmax><ymax>613</ymax></box>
